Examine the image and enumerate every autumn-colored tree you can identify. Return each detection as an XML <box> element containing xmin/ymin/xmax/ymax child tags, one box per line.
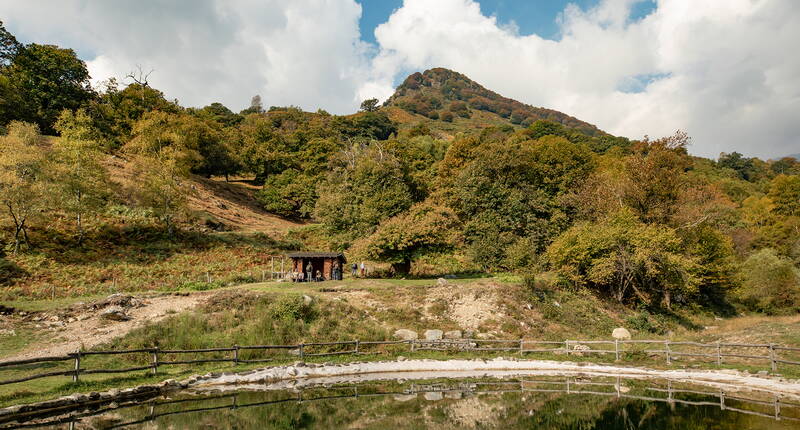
<box><xmin>0</xmin><ymin>122</ymin><xmax>48</xmax><ymax>253</ymax></box>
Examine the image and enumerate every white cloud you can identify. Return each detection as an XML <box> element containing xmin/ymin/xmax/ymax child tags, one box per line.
<box><xmin>1</xmin><ymin>0</ymin><xmax>370</xmax><ymax>113</ymax></box>
<box><xmin>361</xmin><ymin>0</ymin><xmax>800</xmax><ymax>158</ymax></box>
<box><xmin>2</xmin><ymin>0</ymin><xmax>798</xmax><ymax>158</ymax></box>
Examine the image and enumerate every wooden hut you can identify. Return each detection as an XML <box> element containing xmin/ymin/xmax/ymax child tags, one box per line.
<box><xmin>287</xmin><ymin>252</ymin><xmax>346</xmax><ymax>281</ymax></box>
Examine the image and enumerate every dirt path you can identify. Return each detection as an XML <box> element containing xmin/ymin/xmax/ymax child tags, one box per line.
<box><xmin>3</xmin><ymin>292</ymin><xmax>210</xmax><ymax>362</ymax></box>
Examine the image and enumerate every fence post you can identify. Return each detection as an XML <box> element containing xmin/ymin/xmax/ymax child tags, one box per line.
<box><xmin>716</xmin><ymin>341</ymin><xmax>722</xmax><ymax>366</ymax></box>
<box><xmin>774</xmin><ymin>395</ymin><xmax>781</xmax><ymax>420</ymax></box>
<box><xmin>769</xmin><ymin>344</ymin><xmax>777</xmax><ymax>372</ymax></box>
<box><xmin>410</xmin><ymin>340</ymin><xmax>416</xmax><ymax>353</ymax></box>
<box><xmin>355</xmin><ymin>340</ymin><xmax>360</xmax><ymax>354</ymax></box>
<box><xmin>518</xmin><ymin>339</ymin><xmax>523</xmax><ymax>353</ymax></box>
<box><xmin>665</xmin><ymin>341</ymin><xmax>671</xmax><ymax>365</ymax></box>
<box><xmin>565</xmin><ymin>340</ymin><xmax>570</xmax><ymax>355</ymax></box>
<box><xmin>299</xmin><ymin>343</ymin><xmax>305</xmax><ymax>360</ymax></box>
<box><xmin>614</xmin><ymin>340</ymin><xmax>620</xmax><ymax>361</ymax></box>
<box><xmin>151</xmin><ymin>348</ymin><xmax>159</xmax><ymax>375</ymax></box>
<box><xmin>233</xmin><ymin>345</ymin><xmax>239</xmax><ymax>364</ymax></box>
<box><xmin>72</xmin><ymin>350</ymin><xmax>81</xmax><ymax>383</ymax></box>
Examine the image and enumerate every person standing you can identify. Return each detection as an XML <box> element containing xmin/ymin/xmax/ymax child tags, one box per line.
<box><xmin>351</xmin><ymin>262</ymin><xmax>358</xmax><ymax>278</ymax></box>
<box><xmin>332</xmin><ymin>261</ymin><xmax>340</xmax><ymax>281</ymax></box>
<box><xmin>306</xmin><ymin>261</ymin><xmax>313</xmax><ymax>283</ymax></box>
<box><xmin>360</xmin><ymin>261</ymin><xmax>366</xmax><ymax>277</ymax></box>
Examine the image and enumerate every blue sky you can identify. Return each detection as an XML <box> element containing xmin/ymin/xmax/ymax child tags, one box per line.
<box><xmin>358</xmin><ymin>0</ymin><xmax>657</xmax><ymax>44</ymax></box>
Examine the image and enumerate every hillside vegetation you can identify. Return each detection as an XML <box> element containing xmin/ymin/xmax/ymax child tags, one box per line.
<box><xmin>1</xmin><ymin>20</ymin><xmax>799</xmax><ymax>323</ymax></box>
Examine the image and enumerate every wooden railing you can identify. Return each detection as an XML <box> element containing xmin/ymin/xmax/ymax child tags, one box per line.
<box><xmin>2</xmin><ymin>338</ymin><xmax>799</xmax><ymax>387</ymax></box>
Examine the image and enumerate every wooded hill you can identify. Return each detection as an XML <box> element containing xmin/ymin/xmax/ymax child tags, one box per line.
<box><xmin>1</xmin><ymin>20</ymin><xmax>799</xmax><ymax>319</ymax></box>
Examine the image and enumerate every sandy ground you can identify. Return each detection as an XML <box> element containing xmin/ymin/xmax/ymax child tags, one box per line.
<box><xmin>2</xmin><ymin>293</ymin><xmax>208</xmax><ymax>362</ymax></box>
<box><xmin>193</xmin><ymin>358</ymin><xmax>800</xmax><ymax>399</ymax></box>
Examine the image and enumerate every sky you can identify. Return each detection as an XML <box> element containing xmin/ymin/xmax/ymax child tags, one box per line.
<box><xmin>1</xmin><ymin>0</ymin><xmax>797</xmax><ymax>159</ymax></box>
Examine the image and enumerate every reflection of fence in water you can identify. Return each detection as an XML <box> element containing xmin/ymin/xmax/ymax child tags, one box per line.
<box><xmin>4</xmin><ymin>376</ymin><xmax>799</xmax><ymax>429</ymax></box>
<box><xmin>2</xmin><ymin>339</ymin><xmax>800</xmax><ymax>390</ymax></box>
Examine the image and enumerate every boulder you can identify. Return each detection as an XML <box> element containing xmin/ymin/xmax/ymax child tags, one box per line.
<box><xmin>424</xmin><ymin>329</ymin><xmax>443</xmax><ymax>340</ymax></box>
<box><xmin>436</xmin><ymin>278</ymin><xmax>448</xmax><ymax>287</ymax></box>
<box><xmin>100</xmin><ymin>306</ymin><xmax>130</xmax><ymax>321</ymax></box>
<box><xmin>393</xmin><ymin>329</ymin><xmax>418</xmax><ymax>340</ymax></box>
<box><xmin>444</xmin><ymin>330</ymin><xmax>463</xmax><ymax>339</ymax></box>
<box><xmin>572</xmin><ymin>344</ymin><xmax>590</xmax><ymax>356</ymax></box>
<box><xmin>612</xmin><ymin>327</ymin><xmax>631</xmax><ymax>340</ymax></box>
<box><xmin>424</xmin><ymin>392</ymin><xmax>444</xmax><ymax>401</ymax></box>
<box><xmin>302</xmin><ymin>295</ymin><xmax>314</xmax><ymax>306</ymax></box>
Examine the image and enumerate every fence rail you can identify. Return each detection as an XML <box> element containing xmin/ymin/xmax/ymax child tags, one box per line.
<box><xmin>2</xmin><ymin>338</ymin><xmax>800</xmax><ymax>388</ymax></box>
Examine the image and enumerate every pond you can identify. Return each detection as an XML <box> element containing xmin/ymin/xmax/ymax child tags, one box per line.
<box><xmin>4</xmin><ymin>374</ymin><xmax>800</xmax><ymax>429</ymax></box>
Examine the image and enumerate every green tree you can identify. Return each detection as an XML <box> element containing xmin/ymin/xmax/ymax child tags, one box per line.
<box><xmin>2</xmin><ymin>43</ymin><xmax>93</xmax><ymax>133</ymax></box>
<box><xmin>737</xmin><ymin>248</ymin><xmax>800</xmax><ymax>314</ymax></box>
<box><xmin>353</xmin><ymin>203</ymin><xmax>459</xmax><ymax>274</ymax></box>
<box><xmin>359</xmin><ymin>98</ymin><xmax>380</xmax><ymax>112</ymax></box>
<box><xmin>0</xmin><ymin>20</ymin><xmax>21</xmax><ymax>67</ymax></box>
<box><xmin>768</xmin><ymin>174</ymin><xmax>800</xmax><ymax>216</ymax></box>
<box><xmin>546</xmin><ymin>209</ymin><xmax>698</xmax><ymax>307</ymax></box>
<box><xmin>314</xmin><ymin>142</ymin><xmax>413</xmax><ymax>239</ymax></box>
<box><xmin>51</xmin><ymin>109</ymin><xmax>110</xmax><ymax>243</ymax></box>
<box><xmin>0</xmin><ymin>122</ymin><xmax>48</xmax><ymax>253</ymax></box>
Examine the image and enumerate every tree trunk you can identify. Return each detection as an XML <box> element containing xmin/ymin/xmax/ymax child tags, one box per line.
<box><xmin>391</xmin><ymin>260</ymin><xmax>411</xmax><ymax>275</ymax></box>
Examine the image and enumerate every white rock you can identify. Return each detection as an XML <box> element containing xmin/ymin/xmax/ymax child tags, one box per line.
<box><xmin>101</xmin><ymin>306</ymin><xmax>130</xmax><ymax>321</ymax></box>
<box><xmin>612</xmin><ymin>327</ymin><xmax>631</xmax><ymax>340</ymax></box>
<box><xmin>424</xmin><ymin>329</ymin><xmax>443</xmax><ymax>341</ymax></box>
<box><xmin>424</xmin><ymin>392</ymin><xmax>443</xmax><ymax>401</ymax></box>
<box><xmin>393</xmin><ymin>329</ymin><xmax>418</xmax><ymax>340</ymax></box>
<box><xmin>444</xmin><ymin>330</ymin><xmax>462</xmax><ymax>339</ymax></box>
<box><xmin>436</xmin><ymin>278</ymin><xmax>448</xmax><ymax>287</ymax></box>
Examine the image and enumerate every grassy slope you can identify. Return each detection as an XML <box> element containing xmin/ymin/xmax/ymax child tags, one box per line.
<box><xmin>1</xmin><ymin>153</ymin><xmax>304</xmax><ymax>300</ymax></box>
<box><xmin>3</xmin><ymin>277</ymin><xmax>800</xmax><ymax>407</ymax></box>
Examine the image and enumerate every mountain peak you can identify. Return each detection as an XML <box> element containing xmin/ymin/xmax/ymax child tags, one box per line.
<box><xmin>385</xmin><ymin>68</ymin><xmax>601</xmax><ymax>135</ymax></box>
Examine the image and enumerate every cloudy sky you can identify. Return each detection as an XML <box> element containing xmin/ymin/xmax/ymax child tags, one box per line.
<box><xmin>2</xmin><ymin>0</ymin><xmax>798</xmax><ymax>158</ymax></box>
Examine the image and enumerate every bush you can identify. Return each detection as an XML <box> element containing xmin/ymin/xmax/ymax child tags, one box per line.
<box><xmin>737</xmin><ymin>248</ymin><xmax>800</xmax><ymax>314</ymax></box>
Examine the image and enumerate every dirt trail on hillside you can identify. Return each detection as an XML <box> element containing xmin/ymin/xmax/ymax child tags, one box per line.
<box><xmin>2</xmin><ymin>293</ymin><xmax>209</xmax><ymax>362</ymax></box>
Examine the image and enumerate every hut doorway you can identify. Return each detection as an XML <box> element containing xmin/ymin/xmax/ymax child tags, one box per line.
<box><xmin>287</xmin><ymin>252</ymin><xmax>346</xmax><ymax>281</ymax></box>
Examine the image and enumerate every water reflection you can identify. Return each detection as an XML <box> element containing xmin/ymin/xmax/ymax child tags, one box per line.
<box><xmin>4</xmin><ymin>374</ymin><xmax>800</xmax><ymax>429</ymax></box>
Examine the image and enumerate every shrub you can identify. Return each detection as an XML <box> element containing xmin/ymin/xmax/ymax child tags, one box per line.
<box><xmin>737</xmin><ymin>248</ymin><xmax>800</xmax><ymax>314</ymax></box>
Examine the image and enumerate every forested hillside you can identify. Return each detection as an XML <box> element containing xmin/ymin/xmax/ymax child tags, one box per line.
<box><xmin>1</xmin><ymin>21</ymin><xmax>799</xmax><ymax>318</ymax></box>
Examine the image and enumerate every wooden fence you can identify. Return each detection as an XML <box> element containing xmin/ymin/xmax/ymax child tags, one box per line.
<box><xmin>4</xmin><ymin>376</ymin><xmax>799</xmax><ymax>428</ymax></box>
<box><xmin>2</xmin><ymin>338</ymin><xmax>800</xmax><ymax>388</ymax></box>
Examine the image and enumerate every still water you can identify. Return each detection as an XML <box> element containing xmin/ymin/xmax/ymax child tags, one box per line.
<box><xmin>6</xmin><ymin>375</ymin><xmax>800</xmax><ymax>429</ymax></box>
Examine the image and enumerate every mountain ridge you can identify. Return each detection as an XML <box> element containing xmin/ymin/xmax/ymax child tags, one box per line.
<box><xmin>383</xmin><ymin>68</ymin><xmax>602</xmax><ymax>136</ymax></box>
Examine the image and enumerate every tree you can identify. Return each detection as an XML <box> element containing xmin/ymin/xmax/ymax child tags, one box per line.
<box><xmin>0</xmin><ymin>20</ymin><xmax>21</xmax><ymax>67</ymax></box>
<box><xmin>546</xmin><ymin>209</ymin><xmax>699</xmax><ymax>307</ymax></box>
<box><xmin>0</xmin><ymin>122</ymin><xmax>48</xmax><ymax>253</ymax></box>
<box><xmin>240</xmin><ymin>94</ymin><xmax>264</xmax><ymax>115</ymax></box>
<box><xmin>359</xmin><ymin>98</ymin><xmax>380</xmax><ymax>112</ymax></box>
<box><xmin>718</xmin><ymin>152</ymin><xmax>755</xmax><ymax>181</ymax></box>
<box><xmin>353</xmin><ymin>203</ymin><xmax>459</xmax><ymax>274</ymax></box>
<box><xmin>737</xmin><ymin>248</ymin><xmax>800</xmax><ymax>314</ymax></box>
<box><xmin>768</xmin><ymin>174</ymin><xmax>800</xmax><ymax>217</ymax></box>
<box><xmin>2</xmin><ymin>43</ymin><xmax>93</xmax><ymax>133</ymax></box>
<box><xmin>51</xmin><ymin>109</ymin><xmax>109</xmax><ymax>243</ymax></box>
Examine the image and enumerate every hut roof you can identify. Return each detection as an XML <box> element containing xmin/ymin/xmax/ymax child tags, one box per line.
<box><xmin>286</xmin><ymin>252</ymin><xmax>345</xmax><ymax>259</ymax></box>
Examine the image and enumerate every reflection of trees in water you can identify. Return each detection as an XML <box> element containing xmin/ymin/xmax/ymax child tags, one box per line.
<box><xmin>5</xmin><ymin>376</ymin><xmax>800</xmax><ymax>429</ymax></box>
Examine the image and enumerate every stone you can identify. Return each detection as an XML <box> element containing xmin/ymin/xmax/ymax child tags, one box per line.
<box><xmin>436</xmin><ymin>278</ymin><xmax>448</xmax><ymax>287</ymax></box>
<box><xmin>444</xmin><ymin>330</ymin><xmax>463</xmax><ymax>339</ymax></box>
<box><xmin>302</xmin><ymin>295</ymin><xmax>314</xmax><ymax>305</ymax></box>
<box><xmin>424</xmin><ymin>392</ymin><xmax>444</xmax><ymax>401</ymax></box>
<box><xmin>572</xmin><ymin>344</ymin><xmax>590</xmax><ymax>356</ymax></box>
<box><xmin>424</xmin><ymin>329</ymin><xmax>443</xmax><ymax>340</ymax></box>
<box><xmin>100</xmin><ymin>306</ymin><xmax>130</xmax><ymax>321</ymax></box>
<box><xmin>0</xmin><ymin>329</ymin><xmax>15</xmax><ymax>336</ymax></box>
<box><xmin>445</xmin><ymin>391</ymin><xmax>463</xmax><ymax>399</ymax></box>
<box><xmin>612</xmin><ymin>327</ymin><xmax>632</xmax><ymax>340</ymax></box>
<box><xmin>757</xmin><ymin>370</ymin><xmax>769</xmax><ymax>376</ymax></box>
<box><xmin>393</xmin><ymin>329</ymin><xmax>418</xmax><ymax>340</ymax></box>
<box><xmin>464</xmin><ymin>329</ymin><xmax>476</xmax><ymax>339</ymax></box>
<box><xmin>397</xmin><ymin>356</ymin><xmax>407</xmax><ymax>361</ymax></box>
<box><xmin>393</xmin><ymin>394</ymin><xmax>417</xmax><ymax>402</ymax></box>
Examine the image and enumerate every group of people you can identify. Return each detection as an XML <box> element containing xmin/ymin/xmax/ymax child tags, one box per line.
<box><xmin>289</xmin><ymin>261</ymin><xmax>367</xmax><ymax>282</ymax></box>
